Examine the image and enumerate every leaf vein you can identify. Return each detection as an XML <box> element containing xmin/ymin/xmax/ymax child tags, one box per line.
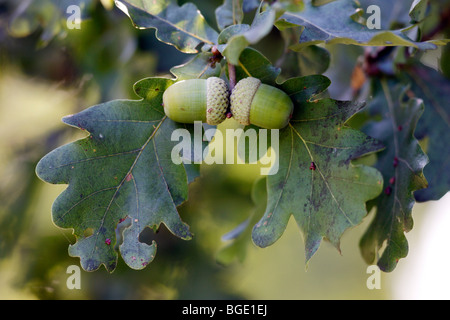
<box><xmin>290</xmin><ymin>124</ymin><xmax>356</xmax><ymax>226</ymax></box>
<box><xmin>88</xmin><ymin>117</ymin><xmax>167</xmax><ymax>259</ymax></box>
<box><xmin>53</xmin><ymin>149</ymin><xmax>142</xmax><ymax>169</ymax></box>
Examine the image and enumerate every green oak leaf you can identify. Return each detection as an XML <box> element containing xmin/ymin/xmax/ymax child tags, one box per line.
<box><xmin>251</xmin><ymin>89</ymin><xmax>384</xmax><ymax>264</ymax></box>
<box><xmin>400</xmin><ymin>65</ymin><xmax>450</xmax><ymax>202</ymax></box>
<box><xmin>36</xmin><ymin>78</ymin><xmax>197</xmax><ymax>272</ymax></box>
<box><xmin>360</xmin><ymin>80</ymin><xmax>428</xmax><ymax>272</ymax></box>
<box><xmin>275</xmin><ymin>0</ymin><xmax>446</xmax><ymax>50</ymax></box>
<box><xmin>115</xmin><ymin>0</ymin><xmax>219</xmax><ymax>53</ymax></box>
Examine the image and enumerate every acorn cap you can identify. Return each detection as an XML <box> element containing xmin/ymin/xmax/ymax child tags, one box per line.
<box><xmin>206</xmin><ymin>77</ymin><xmax>229</xmax><ymax>125</ymax></box>
<box><xmin>230</xmin><ymin>77</ymin><xmax>261</xmax><ymax>126</ymax></box>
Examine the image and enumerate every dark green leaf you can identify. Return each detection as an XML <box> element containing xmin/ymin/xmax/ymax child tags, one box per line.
<box><xmin>358</xmin><ymin>0</ymin><xmax>418</xmax><ymax>30</ymax></box>
<box><xmin>115</xmin><ymin>0</ymin><xmax>219</xmax><ymax>53</ymax></box>
<box><xmin>360</xmin><ymin>80</ymin><xmax>428</xmax><ymax>272</ymax></box>
<box><xmin>251</xmin><ymin>93</ymin><xmax>384</xmax><ymax>264</ymax></box>
<box><xmin>243</xmin><ymin>0</ymin><xmax>260</xmax><ymax>13</ymax></box>
<box><xmin>36</xmin><ymin>78</ymin><xmax>197</xmax><ymax>272</ymax></box>
<box><xmin>277</xmin><ymin>23</ymin><xmax>331</xmax><ymax>78</ymax></box>
<box><xmin>278</xmin><ymin>44</ymin><xmax>331</xmax><ymax>78</ymax></box>
<box><xmin>401</xmin><ymin>65</ymin><xmax>450</xmax><ymax>201</ymax></box>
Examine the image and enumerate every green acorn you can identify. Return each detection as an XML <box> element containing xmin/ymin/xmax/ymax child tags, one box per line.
<box><xmin>230</xmin><ymin>77</ymin><xmax>294</xmax><ymax>129</ymax></box>
<box><xmin>163</xmin><ymin>77</ymin><xmax>229</xmax><ymax>125</ymax></box>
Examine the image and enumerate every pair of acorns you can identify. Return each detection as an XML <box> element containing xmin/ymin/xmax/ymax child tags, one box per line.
<box><xmin>163</xmin><ymin>77</ymin><xmax>294</xmax><ymax>129</ymax></box>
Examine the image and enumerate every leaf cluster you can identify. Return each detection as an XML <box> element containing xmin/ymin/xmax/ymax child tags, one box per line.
<box><xmin>35</xmin><ymin>0</ymin><xmax>450</xmax><ymax>273</ymax></box>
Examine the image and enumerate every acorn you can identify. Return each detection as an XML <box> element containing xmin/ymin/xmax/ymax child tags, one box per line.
<box><xmin>230</xmin><ymin>77</ymin><xmax>294</xmax><ymax>129</ymax></box>
<box><xmin>163</xmin><ymin>77</ymin><xmax>229</xmax><ymax>125</ymax></box>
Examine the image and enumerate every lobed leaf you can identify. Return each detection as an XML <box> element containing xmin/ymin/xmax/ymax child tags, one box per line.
<box><xmin>251</xmin><ymin>86</ymin><xmax>384</xmax><ymax>264</ymax></box>
<box><xmin>36</xmin><ymin>78</ymin><xmax>197</xmax><ymax>272</ymax></box>
<box><xmin>360</xmin><ymin>80</ymin><xmax>428</xmax><ymax>272</ymax></box>
<box><xmin>400</xmin><ymin>65</ymin><xmax>450</xmax><ymax>202</ymax></box>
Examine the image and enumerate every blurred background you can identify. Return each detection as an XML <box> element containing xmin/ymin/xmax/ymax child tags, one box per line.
<box><xmin>0</xmin><ymin>0</ymin><xmax>449</xmax><ymax>300</ymax></box>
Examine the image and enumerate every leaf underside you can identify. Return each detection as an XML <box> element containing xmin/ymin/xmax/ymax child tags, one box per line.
<box><xmin>276</xmin><ymin>0</ymin><xmax>444</xmax><ymax>50</ymax></box>
<box><xmin>402</xmin><ymin>65</ymin><xmax>450</xmax><ymax>202</ymax></box>
<box><xmin>115</xmin><ymin>0</ymin><xmax>218</xmax><ymax>53</ymax></box>
<box><xmin>360</xmin><ymin>80</ymin><xmax>428</xmax><ymax>272</ymax></box>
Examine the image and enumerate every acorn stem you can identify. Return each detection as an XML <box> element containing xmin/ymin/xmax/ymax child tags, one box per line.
<box><xmin>227</xmin><ymin>62</ymin><xmax>236</xmax><ymax>91</ymax></box>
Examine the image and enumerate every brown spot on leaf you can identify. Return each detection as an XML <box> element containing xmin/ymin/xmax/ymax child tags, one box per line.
<box><xmin>384</xmin><ymin>186</ymin><xmax>392</xmax><ymax>195</ymax></box>
<box><xmin>393</xmin><ymin>157</ymin><xmax>399</xmax><ymax>167</ymax></box>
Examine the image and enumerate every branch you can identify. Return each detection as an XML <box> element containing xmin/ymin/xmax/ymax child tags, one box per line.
<box><xmin>228</xmin><ymin>62</ymin><xmax>236</xmax><ymax>91</ymax></box>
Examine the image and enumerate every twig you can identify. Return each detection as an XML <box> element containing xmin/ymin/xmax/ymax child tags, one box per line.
<box><xmin>228</xmin><ymin>62</ymin><xmax>236</xmax><ymax>91</ymax></box>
